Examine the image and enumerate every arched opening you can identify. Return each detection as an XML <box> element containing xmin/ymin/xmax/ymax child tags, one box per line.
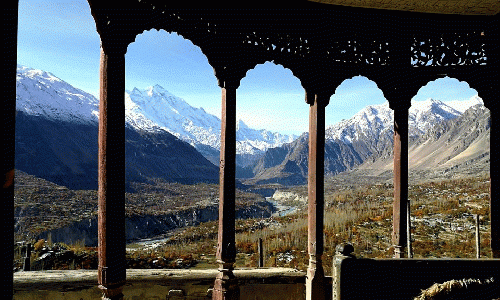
<box><xmin>233</xmin><ymin>61</ymin><xmax>308</xmax><ymax>269</ymax></box>
<box><xmin>326</xmin><ymin>76</ymin><xmax>392</xmax><ymax>176</ymax></box>
<box><xmin>237</xmin><ymin>61</ymin><xmax>305</xmax><ymax>181</ymax></box>
<box><xmin>123</xmin><ymin>29</ymin><xmax>228</xmax><ymax>269</ymax></box>
<box><xmin>323</xmin><ymin>76</ymin><xmax>396</xmax><ymax>261</ymax></box>
<box><xmin>14</xmin><ymin>0</ymin><xmax>104</xmax><ymax>271</ymax></box>
<box><xmin>233</xmin><ymin>73</ymin><xmax>404</xmax><ymax>274</ymax></box>
<box><xmin>125</xmin><ymin>29</ymin><xmax>222</xmax><ymax>176</ymax></box>
<box><xmin>406</xmin><ymin>76</ymin><xmax>491</xmax><ymax>258</ymax></box>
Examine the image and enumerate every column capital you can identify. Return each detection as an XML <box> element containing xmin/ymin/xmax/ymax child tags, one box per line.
<box><xmin>301</xmin><ymin>74</ymin><xmax>344</xmax><ymax>106</ymax></box>
<box><xmin>389</xmin><ymin>100</ymin><xmax>411</xmax><ymax>112</ymax></box>
<box><xmin>381</xmin><ymin>79</ymin><xmax>413</xmax><ymax>112</ymax></box>
<box><xmin>213</xmin><ymin>66</ymin><xmax>246</xmax><ymax>90</ymax></box>
<box><xmin>377</xmin><ymin>69</ymin><xmax>419</xmax><ymax>112</ymax></box>
<box><xmin>305</xmin><ymin>91</ymin><xmax>330</xmax><ymax>107</ymax></box>
<box><xmin>100</xmin><ymin>38</ymin><xmax>129</xmax><ymax>57</ymax></box>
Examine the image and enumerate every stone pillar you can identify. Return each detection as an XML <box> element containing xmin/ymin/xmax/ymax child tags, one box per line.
<box><xmin>213</xmin><ymin>83</ymin><xmax>239</xmax><ymax>300</ymax></box>
<box><xmin>97</xmin><ymin>45</ymin><xmax>127</xmax><ymax>300</ymax></box>
<box><xmin>305</xmin><ymin>91</ymin><xmax>327</xmax><ymax>300</ymax></box>
<box><xmin>407</xmin><ymin>200</ymin><xmax>413</xmax><ymax>258</ymax></box>
<box><xmin>3</xmin><ymin>2</ymin><xmax>18</xmax><ymax>297</ymax></box>
<box><xmin>332</xmin><ymin>244</ymin><xmax>355</xmax><ymax>300</ymax></box>
<box><xmin>23</xmin><ymin>243</ymin><xmax>32</xmax><ymax>271</ymax></box>
<box><xmin>392</xmin><ymin>107</ymin><xmax>409</xmax><ymax>258</ymax></box>
<box><xmin>258</xmin><ymin>238</ymin><xmax>264</xmax><ymax>268</ymax></box>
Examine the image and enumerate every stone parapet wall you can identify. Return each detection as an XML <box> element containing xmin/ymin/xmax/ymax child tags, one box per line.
<box><xmin>14</xmin><ymin>268</ymin><xmax>307</xmax><ymax>300</ymax></box>
<box><xmin>333</xmin><ymin>257</ymin><xmax>500</xmax><ymax>300</ymax></box>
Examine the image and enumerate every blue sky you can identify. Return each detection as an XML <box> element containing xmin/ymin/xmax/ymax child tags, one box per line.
<box><xmin>17</xmin><ymin>0</ymin><xmax>479</xmax><ymax>136</ymax></box>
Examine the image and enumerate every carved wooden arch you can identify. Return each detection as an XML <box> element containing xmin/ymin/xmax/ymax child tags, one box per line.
<box><xmin>358</xmin><ymin>67</ymin><xmax>417</xmax><ymax>111</ymax></box>
<box><xmin>88</xmin><ymin>2</ymin><xmax>498</xmax><ymax>105</ymax></box>
<box><xmin>463</xmin><ymin>70</ymin><xmax>498</xmax><ymax>111</ymax></box>
<box><xmin>90</xmin><ymin>8</ymin><xmax>315</xmax><ymax>90</ymax></box>
<box><xmin>409</xmin><ymin>70</ymin><xmax>496</xmax><ymax>110</ymax></box>
<box><xmin>413</xmin><ymin>74</ymin><xmax>479</xmax><ymax>97</ymax></box>
<box><xmin>125</xmin><ymin>27</ymin><xmax>228</xmax><ymax>92</ymax></box>
<box><xmin>331</xmin><ymin>72</ymin><xmax>389</xmax><ymax>102</ymax></box>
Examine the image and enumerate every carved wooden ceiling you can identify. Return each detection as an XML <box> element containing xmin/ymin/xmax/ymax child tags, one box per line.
<box><xmin>307</xmin><ymin>0</ymin><xmax>500</xmax><ymax>15</ymax></box>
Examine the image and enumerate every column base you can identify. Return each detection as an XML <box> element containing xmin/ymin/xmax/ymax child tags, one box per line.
<box><xmin>213</xmin><ymin>264</ymin><xmax>239</xmax><ymax>300</ymax></box>
<box><xmin>306</xmin><ymin>258</ymin><xmax>325</xmax><ymax>300</ymax></box>
<box><xmin>394</xmin><ymin>245</ymin><xmax>405</xmax><ymax>258</ymax></box>
<box><xmin>99</xmin><ymin>285</ymin><xmax>124</xmax><ymax>300</ymax></box>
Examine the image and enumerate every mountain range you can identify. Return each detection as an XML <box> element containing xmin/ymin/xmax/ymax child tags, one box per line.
<box><xmin>16</xmin><ymin>65</ymin><xmax>220</xmax><ymax>189</ymax></box>
<box><xmin>15</xmin><ymin>64</ymin><xmax>489</xmax><ymax>188</ymax></box>
<box><xmin>249</xmin><ymin>96</ymin><xmax>488</xmax><ymax>184</ymax></box>
<box><xmin>15</xmin><ymin>65</ymin><xmax>298</xmax><ymax>189</ymax></box>
<box><xmin>124</xmin><ymin>84</ymin><xmax>297</xmax><ymax>165</ymax></box>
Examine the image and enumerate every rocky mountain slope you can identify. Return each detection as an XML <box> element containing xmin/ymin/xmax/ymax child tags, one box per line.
<box><xmin>248</xmin><ymin>133</ymin><xmax>366</xmax><ymax>185</ymax></box>
<box><xmin>249</xmin><ymin>97</ymin><xmax>489</xmax><ymax>185</ymax></box>
<box><xmin>360</xmin><ymin>103</ymin><xmax>490</xmax><ymax>180</ymax></box>
<box><xmin>15</xmin><ymin>65</ymin><xmax>219</xmax><ymax>189</ymax></box>
<box><xmin>16</xmin><ymin>64</ymin><xmax>297</xmax><ymax>184</ymax></box>
<box><xmin>15</xmin><ymin>64</ymin><xmax>488</xmax><ymax>188</ymax></box>
<box><xmin>15</xmin><ymin>110</ymin><xmax>220</xmax><ymax>190</ymax></box>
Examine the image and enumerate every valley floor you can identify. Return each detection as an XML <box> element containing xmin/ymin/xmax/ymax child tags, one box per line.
<box><xmin>14</xmin><ymin>174</ymin><xmax>492</xmax><ymax>276</ymax></box>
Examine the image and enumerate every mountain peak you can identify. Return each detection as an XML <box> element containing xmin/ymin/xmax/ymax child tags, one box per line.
<box><xmin>131</xmin><ymin>87</ymin><xmax>142</xmax><ymax>95</ymax></box>
<box><xmin>145</xmin><ymin>84</ymin><xmax>173</xmax><ymax>97</ymax></box>
<box><xmin>16</xmin><ymin>65</ymin><xmax>99</xmax><ymax>124</ymax></box>
<box><xmin>469</xmin><ymin>94</ymin><xmax>483</xmax><ymax>105</ymax></box>
<box><xmin>411</xmin><ymin>98</ymin><xmax>444</xmax><ymax>108</ymax></box>
<box><xmin>237</xmin><ymin>119</ymin><xmax>249</xmax><ymax>131</ymax></box>
<box><xmin>17</xmin><ymin>64</ymin><xmax>62</xmax><ymax>83</ymax></box>
<box><xmin>442</xmin><ymin>95</ymin><xmax>484</xmax><ymax>114</ymax></box>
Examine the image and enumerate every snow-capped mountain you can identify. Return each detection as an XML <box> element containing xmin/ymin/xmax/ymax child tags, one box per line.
<box><xmin>326</xmin><ymin>102</ymin><xmax>393</xmax><ymax>144</ymax></box>
<box><xmin>444</xmin><ymin>95</ymin><xmax>484</xmax><ymax>113</ymax></box>
<box><xmin>125</xmin><ymin>85</ymin><xmax>297</xmax><ymax>155</ymax></box>
<box><xmin>125</xmin><ymin>84</ymin><xmax>221</xmax><ymax>145</ymax></box>
<box><xmin>16</xmin><ymin>64</ymin><xmax>296</xmax><ymax>160</ymax></box>
<box><xmin>15</xmin><ymin>65</ymin><xmax>220</xmax><ymax>189</ymax></box>
<box><xmin>16</xmin><ymin>65</ymin><xmax>99</xmax><ymax>124</ymax></box>
<box><xmin>408</xmin><ymin>98</ymin><xmax>462</xmax><ymax>136</ymax></box>
<box><xmin>326</xmin><ymin>96</ymin><xmax>483</xmax><ymax>145</ymax></box>
<box><xmin>236</xmin><ymin>119</ymin><xmax>297</xmax><ymax>155</ymax></box>
<box><xmin>16</xmin><ymin>64</ymin><xmax>487</xmax><ymax>187</ymax></box>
